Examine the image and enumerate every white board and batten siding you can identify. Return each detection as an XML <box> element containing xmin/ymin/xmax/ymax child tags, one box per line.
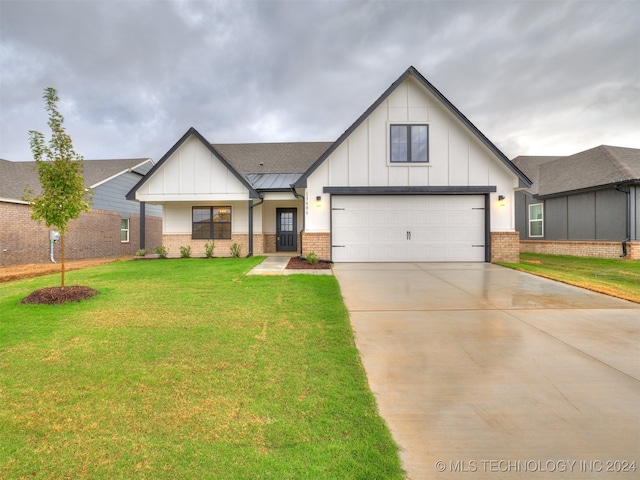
<box><xmin>135</xmin><ymin>135</ymin><xmax>252</xmax><ymax>235</ymax></box>
<box><xmin>135</xmin><ymin>135</ymin><xmax>250</xmax><ymax>203</ymax></box>
<box><xmin>304</xmin><ymin>75</ymin><xmax>517</xmax><ymax>262</ymax></box>
<box><xmin>332</xmin><ymin>195</ymin><xmax>486</xmax><ymax>262</ymax></box>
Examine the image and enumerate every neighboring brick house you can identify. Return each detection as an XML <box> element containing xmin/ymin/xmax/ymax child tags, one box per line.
<box><xmin>128</xmin><ymin>66</ymin><xmax>531</xmax><ymax>263</ymax></box>
<box><xmin>0</xmin><ymin>158</ymin><xmax>163</xmax><ymax>267</ymax></box>
<box><xmin>512</xmin><ymin>145</ymin><xmax>640</xmax><ymax>259</ymax></box>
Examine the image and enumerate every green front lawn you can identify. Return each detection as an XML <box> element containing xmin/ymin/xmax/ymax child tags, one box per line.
<box><xmin>498</xmin><ymin>253</ymin><xmax>640</xmax><ymax>303</ymax></box>
<box><xmin>0</xmin><ymin>258</ymin><xmax>403</xmax><ymax>479</ymax></box>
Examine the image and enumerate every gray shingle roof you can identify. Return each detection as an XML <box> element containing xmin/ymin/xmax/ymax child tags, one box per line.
<box><xmin>511</xmin><ymin>155</ymin><xmax>563</xmax><ymax>195</ymax></box>
<box><xmin>512</xmin><ymin>145</ymin><xmax>640</xmax><ymax>197</ymax></box>
<box><xmin>213</xmin><ymin>142</ymin><xmax>332</xmax><ymax>176</ymax></box>
<box><xmin>0</xmin><ymin>158</ymin><xmax>152</xmax><ymax>202</ymax></box>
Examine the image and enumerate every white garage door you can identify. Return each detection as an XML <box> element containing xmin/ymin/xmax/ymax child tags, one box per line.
<box><xmin>331</xmin><ymin>195</ymin><xmax>486</xmax><ymax>262</ymax></box>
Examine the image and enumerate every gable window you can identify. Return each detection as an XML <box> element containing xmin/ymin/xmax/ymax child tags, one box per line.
<box><xmin>121</xmin><ymin>218</ymin><xmax>129</xmax><ymax>243</ymax></box>
<box><xmin>390</xmin><ymin>124</ymin><xmax>429</xmax><ymax>163</ymax></box>
<box><xmin>193</xmin><ymin>207</ymin><xmax>232</xmax><ymax>240</ymax></box>
<box><xmin>529</xmin><ymin>203</ymin><xmax>543</xmax><ymax>237</ymax></box>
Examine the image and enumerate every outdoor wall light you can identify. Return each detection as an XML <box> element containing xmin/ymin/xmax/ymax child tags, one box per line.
<box><xmin>498</xmin><ymin>195</ymin><xmax>505</xmax><ymax>201</ymax></box>
<box><xmin>316</xmin><ymin>196</ymin><xmax>322</xmax><ymax>202</ymax></box>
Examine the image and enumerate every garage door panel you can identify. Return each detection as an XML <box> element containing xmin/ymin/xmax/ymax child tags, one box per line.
<box><xmin>332</xmin><ymin>195</ymin><xmax>486</xmax><ymax>262</ymax></box>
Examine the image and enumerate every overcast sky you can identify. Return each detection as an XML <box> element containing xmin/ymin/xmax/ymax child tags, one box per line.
<box><xmin>1</xmin><ymin>0</ymin><xmax>638</xmax><ymax>163</ymax></box>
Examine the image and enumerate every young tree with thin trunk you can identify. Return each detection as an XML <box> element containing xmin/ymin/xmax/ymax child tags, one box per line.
<box><xmin>28</xmin><ymin>87</ymin><xmax>92</xmax><ymax>289</ymax></box>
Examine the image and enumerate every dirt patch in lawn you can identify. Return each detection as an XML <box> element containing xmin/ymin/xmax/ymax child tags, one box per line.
<box><xmin>0</xmin><ymin>257</ymin><xmax>127</xmax><ymax>283</ymax></box>
<box><xmin>286</xmin><ymin>256</ymin><xmax>332</xmax><ymax>270</ymax></box>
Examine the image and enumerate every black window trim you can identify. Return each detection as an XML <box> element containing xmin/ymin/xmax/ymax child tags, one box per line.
<box><xmin>390</xmin><ymin>123</ymin><xmax>429</xmax><ymax>163</ymax></box>
<box><xmin>192</xmin><ymin>206</ymin><xmax>232</xmax><ymax>240</ymax></box>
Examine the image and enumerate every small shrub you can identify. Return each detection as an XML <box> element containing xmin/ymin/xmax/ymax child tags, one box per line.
<box><xmin>230</xmin><ymin>242</ymin><xmax>242</xmax><ymax>258</ymax></box>
<box><xmin>154</xmin><ymin>245</ymin><xmax>168</xmax><ymax>259</ymax></box>
<box><xmin>306</xmin><ymin>252</ymin><xmax>319</xmax><ymax>265</ymax></box>
<box><xmin>204</xmin><ymin>241</ymin><xmax>215</xmax><ymax>258</ymax></box>
<box><xmin>179</xmin><ymin>245</ymin><xmax>192</xmax><ymax>258</ymax></box>
<box><xmin>135</xmin><ymin>249</ymin><xmax>146</xmax><ymax>257</ymax></box>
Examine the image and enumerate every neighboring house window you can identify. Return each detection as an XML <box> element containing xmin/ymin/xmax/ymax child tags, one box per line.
<box><xmin>390</xmin><ymin>124</ymin><xmax>429</xmax><ymax>163</ymax></box>
<box><xmin>121</xmin><ymin>218</ymin><xmax>130</xmax><ymax>243</ymax></box>
<box><xmin>192</xmin><ymin>207</ymin><xmax>232</xmax><ymax>239</ymax></box>
<box><xmin>529</xmin><ymin>203</ymin><xmax>543</xmax><ymax>237</ymax></box>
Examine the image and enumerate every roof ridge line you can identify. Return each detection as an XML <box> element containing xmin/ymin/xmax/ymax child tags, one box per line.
<box><xmin>211</xmin><ymin>141</ymin><xmax>333</xmax><ymax>146</ymax></box>
<box><xmin>601</xmin><ymin>145</ymin><xmax>638</xmax><ymax>180</ymax></box>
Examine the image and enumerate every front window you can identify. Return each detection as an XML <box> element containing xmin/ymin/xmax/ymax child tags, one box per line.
<box><xmin>390</xmin><ymin>124</ymin><xmax>429</xmax><ymax>163</ymax></box>
<box><xmin>529</xmin><ymin>203</ymin><xmax>543</xmax><ymax>237</ymax></box>
<box><xmin>121</xmin><ymin>218</ymin><xmax>129</xmax><ymax>243</ymax></box>
<box><xmin>192</xmin><ymin>207</ymin><xmax>231</xmax><ymax>239</ymax></box>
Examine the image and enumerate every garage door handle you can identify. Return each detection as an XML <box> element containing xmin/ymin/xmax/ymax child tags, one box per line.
<box><xmin>407</xmin><ymin>231</ymin><xmax>411</xmax><ymax>240</ymax></box>
<box><xmin>472</xmin><ymin>245</ymin><xmax>485</xmax><ymax>247</ymax></box>
<box><xmin>332</xmin><ymin>245</ymin><xmax>345</xmax><ymax>248</ymax></box>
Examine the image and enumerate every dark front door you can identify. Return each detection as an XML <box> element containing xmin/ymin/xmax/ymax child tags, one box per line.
<box><xmin>276</xmin><ymin>208</ymin><xmax>297</xmax><ymax>252</ymax></box>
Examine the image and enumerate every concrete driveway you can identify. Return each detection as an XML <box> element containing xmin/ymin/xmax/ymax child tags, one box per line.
<box><xmin>333</xmin><ymin>263</ymin><xmax>640</xmax><ymax>480</ymax></box>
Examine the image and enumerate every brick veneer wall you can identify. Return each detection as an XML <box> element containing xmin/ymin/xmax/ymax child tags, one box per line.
<box><xmin>521</xmin><ymin>240</ymin><xmax>639</xmax><ymax>260</ymax></box>
<box><xmin>491</xmin><ymin>231</ymin><xmax>520</xmax><ymax>263</ymax></box>
<box><xmin>263</xmin><ymin>234</ymin><xmax>276</xmax><ymax>254</ymax></box>
<box><xmin>302</xmin><ymin>232</ymin><xmax>331</xmax><ymax>260</ymax></box>
<box><xmin>0</xmin><ymin>202</ymin><xmax>162</xmax><ymax>267</ymax></box>
<box><xmin>161</xmin><ymin>234</ymin><xmax>254</xmax><ymax>258</ymax></box>
<box><xmin>160</xmin><ymin>233</ymin><xmax>308</xmax><ymax>257</ymax></box>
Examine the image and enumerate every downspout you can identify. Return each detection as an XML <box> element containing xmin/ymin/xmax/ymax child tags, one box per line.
<box><xmin>290</xmin><ymin>185</ymin><xmax>305</xmax><ymax>257</ymax></box>
<box><xmin>248</xmin><ymin>196</ymin><xmax>264</xmax><ymax>257</ymax></box>
<box><xmin>615</xmin><ymin>185</ymin><xmax>631</xmax><ymax>257</ymax></box>
<box><xmin>49</xmin><ymin>230</ymin><xmax>58</xmax><ymax>263</ymax></box>
<box><xmin>50</xmin><ymin>238</ymin><xmax>56</xmax><ymax>263</ymax></box>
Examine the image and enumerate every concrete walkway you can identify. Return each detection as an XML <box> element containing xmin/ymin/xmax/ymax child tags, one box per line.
<box><xmin>246</xmin><ymin>256</ymin><xmax>333</xmax><ymax>275</ymax></box>
<box><xmin>333</xmin><ymin>263</ymin><xmax>640</xmax><ymax>480</ymax></box>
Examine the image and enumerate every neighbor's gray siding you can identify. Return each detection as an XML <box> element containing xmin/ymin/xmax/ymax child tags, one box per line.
<box><xmin>545</xmin><ymin>197</ymin><xmax>568</xmax><ymax>240</ymax></box>
<box><xmin>595</xmin><ymin>189</ymin><xmax>627</xmax><ymax>240</ymax></box>
<box><xmin>92</xmin><ymin>171</ymin><xmax>162</xmax><ymax>217</ymax></box>
<box><xmin>515</xmin><ymin>191</ymin><xmax>544</xmax><ymax>240</ymax></box>
<box><xmin>562</xmin><ymin>190</ymin><xmax>627</xmax><ymax>240</ymax></box>
<box><xmin>567</xmin><ymin>192</ymin><xmax>596</xmax><ymax>239</ymax></box>
<box><xmin>517</xmin><ymin>187</ymin><xmax>629</xmax><ymax>241</ymax></box>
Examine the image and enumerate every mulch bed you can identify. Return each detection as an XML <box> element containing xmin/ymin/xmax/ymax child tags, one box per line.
<box><xmin>21</xmin><ymin>286</ymin><xmax>100</xmax><ymax>305</ymax></box>
<box><xmin>286</xmin><ymin>256</ymin><xmax>332</xmax><ymax>270</ymax></box>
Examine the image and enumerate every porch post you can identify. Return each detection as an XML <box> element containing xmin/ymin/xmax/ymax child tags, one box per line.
<box><xmin>140</xmin><ymin>201</ymin><xmax>146</xmax><ymax>250</ymax></box>
<box><xmin>248</xmin><ymin>199</ymin><xmax>253</xmax><ymax>257</ymax></box>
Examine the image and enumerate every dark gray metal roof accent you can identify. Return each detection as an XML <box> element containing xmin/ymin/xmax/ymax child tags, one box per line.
<box><xmin>512</xmin><ymin>145</ymin><xmax>640</xmax><ymax>198</ymax></box>
<box><xmin>323</xmin><ymin>186</ymin><xmax>497</xmax><ymax>195</ymax></box>
<box><xmin>1</xmin><ymin>157</ymin><xmax>152</xmax><ymax>202</ymax></box>
<box><xmin>294</xmin><ymin>66</ymin><xmax>531</xmax><ymax>188</ymax></box>
<box><xmin>126</xmin><ymin>127</ymin><xmax>260</xmax><ymax>200</ymax></box>
<box><xmin>245</xmin><ymin>173</ymin><xmax>302</xmax><ymax>191</ymax></box>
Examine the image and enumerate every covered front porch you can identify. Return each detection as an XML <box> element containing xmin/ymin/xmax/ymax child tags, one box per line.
<box><xmin>158</xmin><ymin>195</ymin><xmax>305</xmax><ymax>258</ymax></box>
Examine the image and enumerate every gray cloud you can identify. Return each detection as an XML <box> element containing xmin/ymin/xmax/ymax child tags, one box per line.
<box><xmin>1</xmin><ymin>0</ymin><xmax>638</xmax><ymax>162</ymax></box>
